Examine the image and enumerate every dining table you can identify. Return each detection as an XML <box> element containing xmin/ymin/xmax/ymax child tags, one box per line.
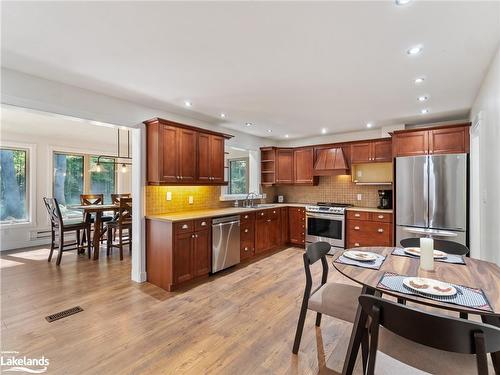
<box><xmin>332</xmin><ymin>246</ymin><xmax>500</xmax><ymax>375</ymax></box>
<box><xmin>71</xmin><ymin>204</ymin><xmax>119</xmax><ymax>260</ymax></box>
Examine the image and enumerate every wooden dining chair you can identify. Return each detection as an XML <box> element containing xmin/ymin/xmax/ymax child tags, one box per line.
<box><xmin>105</xmin><ymin>198</ymin><xmax>132</xmax><ymax>260</ymax></box>
<box><xmin>43</xmin><ymin>197</ymin><xmax>91</xmax><ymax>265</ymax></box>
<box><xmin>111</xmin><ymin>193</ymin><xmax>131</xmax><ymax>204</ymax></box>
<box><xmin>359</xmin><ymin>294</ymin><xmax>500</xmax><ymax>375</ymax></box>
<box><xmin>293</xmin><ymin>241</ymin><xmax>362</xmax><ymax>354</ymax></box>
<box><xmin>400</xmin><ymin>237</ymin><xmax>470</xmax><ymax>256</ymax></box>
<box><xmin>80</xmin><ymin>194</ymin><xmax>114</xmax><ymax>244</ymax></box>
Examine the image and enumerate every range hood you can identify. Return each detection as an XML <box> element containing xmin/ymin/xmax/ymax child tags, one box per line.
<box><xmin>313</xmin><ymin>147</ymin><xmax>350</xmax><ymax>176</ymax></box>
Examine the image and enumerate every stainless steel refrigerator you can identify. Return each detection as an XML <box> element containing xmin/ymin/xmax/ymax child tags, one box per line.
<box><xmin>395</xmin><ymin>154</ymin><xmax>467</xmax><ymax>246</ymax></box>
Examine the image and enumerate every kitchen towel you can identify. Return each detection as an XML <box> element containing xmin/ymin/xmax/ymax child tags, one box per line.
<box><xmin>377</xmin><ymin>272</ymin><xmax>493</xmax><ymax>312</ymax></box>
<box><xmin>392</xmin><ymin>247</ymin><xmax>466</xmax><ymax>265</ymax></box>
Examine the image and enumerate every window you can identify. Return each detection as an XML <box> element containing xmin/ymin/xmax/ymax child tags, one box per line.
<box><xmin>228</xmin><ymin>158</ymin><xmax>249</xmax><ymax>195</ymax></box>
<box><xmin>90</xmin><ymin>156</ymin><xmax>115</xmax><ymax>204</ymax></box>
<box><xmin>0</xmin><ymin>147</ymin><xmax>29</xmax><ymax>224</ymax></box>
<box><xmin>52</xmin><ymin>152</ymin><xmax>117</xmax><ymax>214</ymax></box>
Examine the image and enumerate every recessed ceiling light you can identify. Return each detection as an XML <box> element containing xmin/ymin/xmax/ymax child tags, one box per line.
<box><xmin>267</xmin><ymin>129</ymin><xmax>273</xmax><ymax>133</ymax></box>
<box><xmin>321</xmin><ymin>128</ymin><xmax>327</xmax><ymax>134</ymax></box>
<box><xmin>285</xmin><ymin>134</ymin><xmax>289</xmax><ymax>138</ymax></box>
<box><xmin>395</xmin><ymin>0</ymin><xmax>412</xmax><ymax>5</ymax></box>
<box><xmin>184</xmin><ymin>100</ymin><xmax>192</xmax><ymax>107</ymax></box>
<box><xmin>366</xmin><ymin>122</ymin><xmax>373</xmax><ymax>128</ymax></box>
<box><xmin>415</xmin><ymin>77</ymin><xmax>425</xmax><ymax>84</ymax></box>
<box><xmin>245</xmin><ymin>122</ymin><xmax>252</xmax><ymax>127</ymax></box>
<box><xmin>418</xmin><ymin>95</ymin><xmax>429</xmax><ymax>102</ymax></box>
<box><xmin>220</xmin><ymin>113</ymin><xmax>226</xmax><ymax>119</ymax></box>
<box><xmin>407</xmin><ymin>45</ymin><xmax>423</xmax><ymax>55</ymax></box>
<box><xmin>421</xmin><ymin>109</ymin><xmax>429</xmax><ymax>114</ymax></box>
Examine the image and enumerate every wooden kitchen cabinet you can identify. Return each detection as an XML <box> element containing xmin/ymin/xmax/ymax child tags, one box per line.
<box><xmin>255</xmin><ymin>209</ymin><xmax>280</xmax><ymax>254</ymax></box>
<box><xmin>280</xmin><ymin>207</ymin><xmax>289</xmax><ymax>245</ymax></box>
<box><xmin>145</xmin><ymin>117</ymin><xmax>232</xmax><ymax>185</ymax></box>
<box><xmin>146</xmin><ymin>217</ymin><xmax>212</xmax><ymax>291</ymax></box>
<box><xmin>289</xmin><ymin>207</ymin><xmax>305</xmax><ymax>246</ymax></box>
<box><xmin>346</xmin><ymin>210</ymin><xmax>393</xmax><ymax>248</ymax></box>
<box><xmin>351</xmin><ymin>139</ymin><xmax>392</xmax><ymax>164</ymax></box>
<box><xmin>392</xmin><ymin>124</ymin><xmax>470</xmax><ymax>157</ymax></box>
<box><xmin>198</xmin><ymin>133</ymin><xmax>225</xmax><ymax>183</ymax></box>
<box><xmin>276</xmin><ymin>149</ymin><xmax>294</xmax><ymax>184</ymax></box>
<box><xmin>293</xmin><ymin>147</ymin><xmax>317</xmax><ymax>185</ymax></box>
<box><xmin>240</xmin><ymin>212</ymin><xmax>255</xmax><ymax>260</ymax></box>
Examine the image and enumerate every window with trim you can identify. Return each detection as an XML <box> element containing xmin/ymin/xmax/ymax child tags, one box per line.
<box><xmin>53</xmin><ymin>152</ymin><xmax>117</xmax><ymax>217</ymax></box>
<box><xmin>228</xmin><ymin>158</ymin><xmax>249</xmax><ymax>195</ymax></box>
<box><xmin>0</xmin><ymin>147</ymin><xmax>29</xmax><ymax>224</ymax></box>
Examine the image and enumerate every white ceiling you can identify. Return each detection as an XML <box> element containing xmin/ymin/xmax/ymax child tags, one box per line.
<box><xmin>1</xmin><ymin>1</ymin><xmax>499</xmax><ymax>140</ymax></box>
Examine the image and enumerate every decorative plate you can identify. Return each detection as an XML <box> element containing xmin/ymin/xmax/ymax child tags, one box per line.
<box><xmin>402</xmin><ymin>277</ymin><xmax>457</xmax><ymax>297</ymax></box>
<box><xmin>404</xmin><ymin>247</ymin><xmax>447</xmax><ymax>259</ymax></box>
<box><xmin>343</xmin><ymin>250</ymin><xmax>378</xmax><ymax>262</ymax></box>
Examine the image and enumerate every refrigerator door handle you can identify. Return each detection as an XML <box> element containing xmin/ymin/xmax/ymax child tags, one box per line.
<box><xmin>403</xmin><ymin>227</ymin><xmax>458</xmax><ymax>237</ymax></box>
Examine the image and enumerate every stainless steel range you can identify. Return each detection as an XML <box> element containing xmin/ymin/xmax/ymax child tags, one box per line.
<box><xmin>305</xmin><ymin>202</ymin><xmax>352</xmax><ymax>254</ymax></box>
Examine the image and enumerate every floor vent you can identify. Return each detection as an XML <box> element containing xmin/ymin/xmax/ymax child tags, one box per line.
<box><xmin>45</xmin><ymin>306</ymin><xmax>84</xmax><ymax>322</ymax></box>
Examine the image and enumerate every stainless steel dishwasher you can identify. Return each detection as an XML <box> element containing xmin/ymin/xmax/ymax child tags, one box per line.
<box><xmin>212</xmin><ymin>215</ymin><xmax>240</xmax><ymax>272</ymax></box>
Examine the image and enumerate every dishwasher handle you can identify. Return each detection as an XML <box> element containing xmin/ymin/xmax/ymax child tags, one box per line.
<box><xmin>212</xmin><ymin>220</ymin><xmax>240</xmax><ymax>227</ymax></box>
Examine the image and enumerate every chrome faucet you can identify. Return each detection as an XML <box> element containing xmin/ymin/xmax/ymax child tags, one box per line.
<box><xmin>245</xmin><ymin>192</ymin><xmax>257</xmax><ymax>208</ymax></box>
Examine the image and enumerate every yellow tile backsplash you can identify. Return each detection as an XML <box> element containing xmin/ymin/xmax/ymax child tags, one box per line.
<box><xmin>146</xmin><ymin>186</ymin><xmax>232</xmax><ymax>216</ymax></box>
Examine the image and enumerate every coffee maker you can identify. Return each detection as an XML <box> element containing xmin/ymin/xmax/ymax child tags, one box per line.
<box><xmin>378</xmin><ymin>190</ymin><xmax>392</xmax><ymax>209</ymax></box>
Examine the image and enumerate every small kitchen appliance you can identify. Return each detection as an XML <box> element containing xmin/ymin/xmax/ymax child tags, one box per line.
<box><xmin>377</xmin><ymin>190</ymin><xmax>392</xmax><ymax>209</ymax></box>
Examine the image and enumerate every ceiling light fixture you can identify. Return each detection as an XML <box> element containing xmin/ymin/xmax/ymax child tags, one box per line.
<box><xmin>285</xmin><ymin>134</ymin><xmax>289</xmax><ymax>138</ymax></box>
<box><xmin>395</xmin><ymin>0</ymin><xmax>412</xmax><ymax>5</ymax></box>
<box><xmin>366</xmin><ymin>122</ymin><xmax>373</xmax><ymax>128</ymax></box>
<box><xmin>414</xmin><ymin>77</ymin><xmax>425</xmax><ymax>84</ymax></box>
<box><xmin>418</xmin><ymin>95</ymin><xmax>429</xmax><ymax>102</ymax></box>
<box><xmin>421</xmin><ymin>109</ymin><xmax>429</xmax><ymax>114</ymax></box>
<box><xmin>407</xmin><ymin>45</ymin><xmax>423</xmax><ymax>55</ymax></box>
<box><xmin>184</xmin><ymin>100</ymin><xmax>192</xmax><ymax>107</ymax></box>
<box><xmin>321</xmin><ymin>128</ymin><xmax>327</xmax><ymax>134</ymax></box>
<box><xmin>220</xmin><ymin>113</ymin><xmax>226</xmax><ymax>119</ymax></box>
<box><xmin>245</xmin><ymin>122</ymin><xmax>252</xmax><ymax>127</ymax></box>
<box><xmin>267</xmin><ymin>129</ymin><xmax>272</xmax><ymax>133</ymax></box>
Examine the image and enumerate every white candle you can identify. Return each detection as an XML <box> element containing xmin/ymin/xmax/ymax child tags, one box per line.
<box><xmin>420</xmin><ymin>237</ymin><xmax>434</xmax><ymax>271</ymax></box>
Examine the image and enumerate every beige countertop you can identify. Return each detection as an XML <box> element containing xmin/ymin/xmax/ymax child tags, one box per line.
<box><xmin>346</xmin><ymin>207</ymin><xmax>393</xmax><ymax>214</ymax></box>
<box><xmin>146</xmin><ymin>203</ymin><xmax>392</xmax><ymax>222</ymax></box>
<box><xmin>145</xmin><ymin>203</ymin><xmax>308</xmax><ymax>222</ymax></box>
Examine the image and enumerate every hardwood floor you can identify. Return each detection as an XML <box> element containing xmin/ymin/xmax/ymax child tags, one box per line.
<box><xmin>1</xmin><ymin>246</ymin><xmax>364</xmax><ymax>374</ymax></box>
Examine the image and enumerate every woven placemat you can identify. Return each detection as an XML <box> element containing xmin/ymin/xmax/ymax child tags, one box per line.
<box><xmin>377</xmin><ymin>272</ymin><xmax>493</xmax><ymax>312</ymax></box>
<box><xmin>392</xmin><ymin>247</ymin><xmax>465</xmax><ymax>265</ymax></box>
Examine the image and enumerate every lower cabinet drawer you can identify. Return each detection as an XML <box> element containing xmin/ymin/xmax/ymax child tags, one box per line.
<box><xmin>347</xmin><ymin>221</ymin><xmax>392</xmax><ymax>247</ymax></box>
<box><xmin>240</xmin><ymin>241</ymin><xmax>255</xmax><ymax>259</ymax></box>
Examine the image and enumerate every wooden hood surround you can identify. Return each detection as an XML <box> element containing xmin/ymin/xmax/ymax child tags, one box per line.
<box><xmin>313</xmin><ymin>147</ymin><xmax>349</xmax><ymax>176</ymax></box>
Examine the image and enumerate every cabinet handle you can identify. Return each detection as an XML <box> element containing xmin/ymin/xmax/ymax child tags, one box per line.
<box><xmin>182</xmin><ymin>224</ymin><xmax>189</xmax><ymax>229</ymax></box>
<box><xmin>244</xmin><ymin>247</ymin><xmax>249</xmax><ymax>251</ymax></box>
<box><xmin>244</xmin><ymin>215</ymin><xmax>249</xmax><ymax>219</ymax></box>
<box><xmin>354</xmin><ymin>242</ymin><xmax>360</xmax><ymax>247</ymax></box>
<box><xmin>267</xmin><ymin>219</ymin><xmax>271</xmax><ymax>222</ymax></box>
<box><xmin>244</xmin><ymin>229</ymin><xmax>249</xmax><ymax>233</ymax></box>
<box><xmin>201</xmin><ymin>221</ymin><xmax>206</xmax><ymax>226</ymax></box>
<box><xmin>378</xmin><ymin>228</ymin><xmax>384</xmax><ymax>233</ymax></box>
<box><xmin>176</xmin><ymin>176</ymin><xmax>180</xmax><ymax>179</ymax></box>
<box><xmin>273</xmin><ymin>210</ymin><xmax>276</xmax><ymax>214</ymax></box>
<box><xmin>378</xmin><ymin>215</ymin><xmax>384</xmax><ymax>219</ymax></box>
<box><xmin>355</xmin><ymin>213</ymin><xmax>361</xmax><ymax>217</ymax></box>
<box><xmin>354</xmin><ymin>226</ymin><xmax>360</xmax><ymax>230</ymax></box>
<box><xmin>191</xmin><ymin>234</ymin><xmax>195</xmax><ymax>238</ymax></box>
<box><xmin>180</xmin><ymin>176</ymin><xmax>183</xmax><ymax>180</ymax></box>
<box><xmin>261</xmin><ymin>212</ymin><xmax>264</xmax><ymax>216</ymax></box>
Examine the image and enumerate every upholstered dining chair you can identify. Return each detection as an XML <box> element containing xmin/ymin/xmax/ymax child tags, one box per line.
<box><xmin>43</xmin><ymin>197</ymin><xmax>91</xmax><ymax>265</ymax></box>
<box><xmin>292</xmin><ymin>241</ymin><xmax>362</xmax><ymax>355</ymax></box>
<box><xmin>105</xmin><ymin>197</ymin><xmax>132</xmax><ymax>260</ymax></box>
<box><xmin>400</xmin><ymin>237</ymin><xmax>470</xmax><ymax>256</ymax></box>
<box><xmin>358</xmin><ymin>294</ymin><xmax>500</xmax><ymax>375</ymax></box>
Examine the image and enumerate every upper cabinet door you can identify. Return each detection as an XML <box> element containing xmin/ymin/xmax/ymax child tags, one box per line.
<box><xmin>351</xmin><ymin>142</ymin><xmax>372</xmax><ymax>163</ymax></box>
<box><xmin>197</xmin><ymin>133</ymin><xmax>211</xmax><ymax>183</ymax></box>
<box><xmin>393</xmin><ymin>130</ymin><xmax>429</xmax><ymax>157</ymax></box>
<box><xmin>178</xmin><ymin>128</ymin><xmax>197</xmax><ymax>183</ymax></box>
<box><xmin>293</xmin><ymin>148</ymin><xmax>314</xmax><ymax>184</ymax></box>
<box><xmin>160</xmin><ymin>125</ymin><xmax>179</xmax><ymax>182</ymax></box>
<box><xmin>372</xmin><ymin>140</ymin><xmax>392</xmax><ymax>162</ymax></box>
<box><xmin>209</xmin><ymin>135</ymin><xmax>225</xmax><ymax>183</ymax></box>
<box><xmin>276</xmin><ymin>149</ymin><xmax>294</xmax><ymax>184</ymax></box>
<box><xmin>429</xmin><ymin>126</ymin><xmax>469</xmax><ymax>155</ymax></box>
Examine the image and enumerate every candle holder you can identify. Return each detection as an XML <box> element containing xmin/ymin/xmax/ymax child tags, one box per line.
<box><xmin>420</xmin><ymin>236</ymin><xmax>434</xmax><ymax>271</ymax></box>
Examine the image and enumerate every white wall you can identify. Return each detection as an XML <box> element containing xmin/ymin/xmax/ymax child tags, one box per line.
<box><xmin>0</xmin><ymin>106</ymin><xmax>132</xmax><ymax>250</ymax></box>
<box><xmin>470</xmin><ymin>47</ymin><xmax>500</xmax><ymax>265</ymax></box>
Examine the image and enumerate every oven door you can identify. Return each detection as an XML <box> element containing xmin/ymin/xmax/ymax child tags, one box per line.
<box><xmin>305</xmin><ymin>212</ymin><xmax>345</xmax><ymax>250</ymax></box>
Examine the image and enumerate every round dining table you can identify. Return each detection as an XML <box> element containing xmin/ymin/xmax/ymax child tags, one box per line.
<box><xmin>331</xmin><ymin>246</ymin><xmax>500</xmax><ymax>375</ymax></box>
